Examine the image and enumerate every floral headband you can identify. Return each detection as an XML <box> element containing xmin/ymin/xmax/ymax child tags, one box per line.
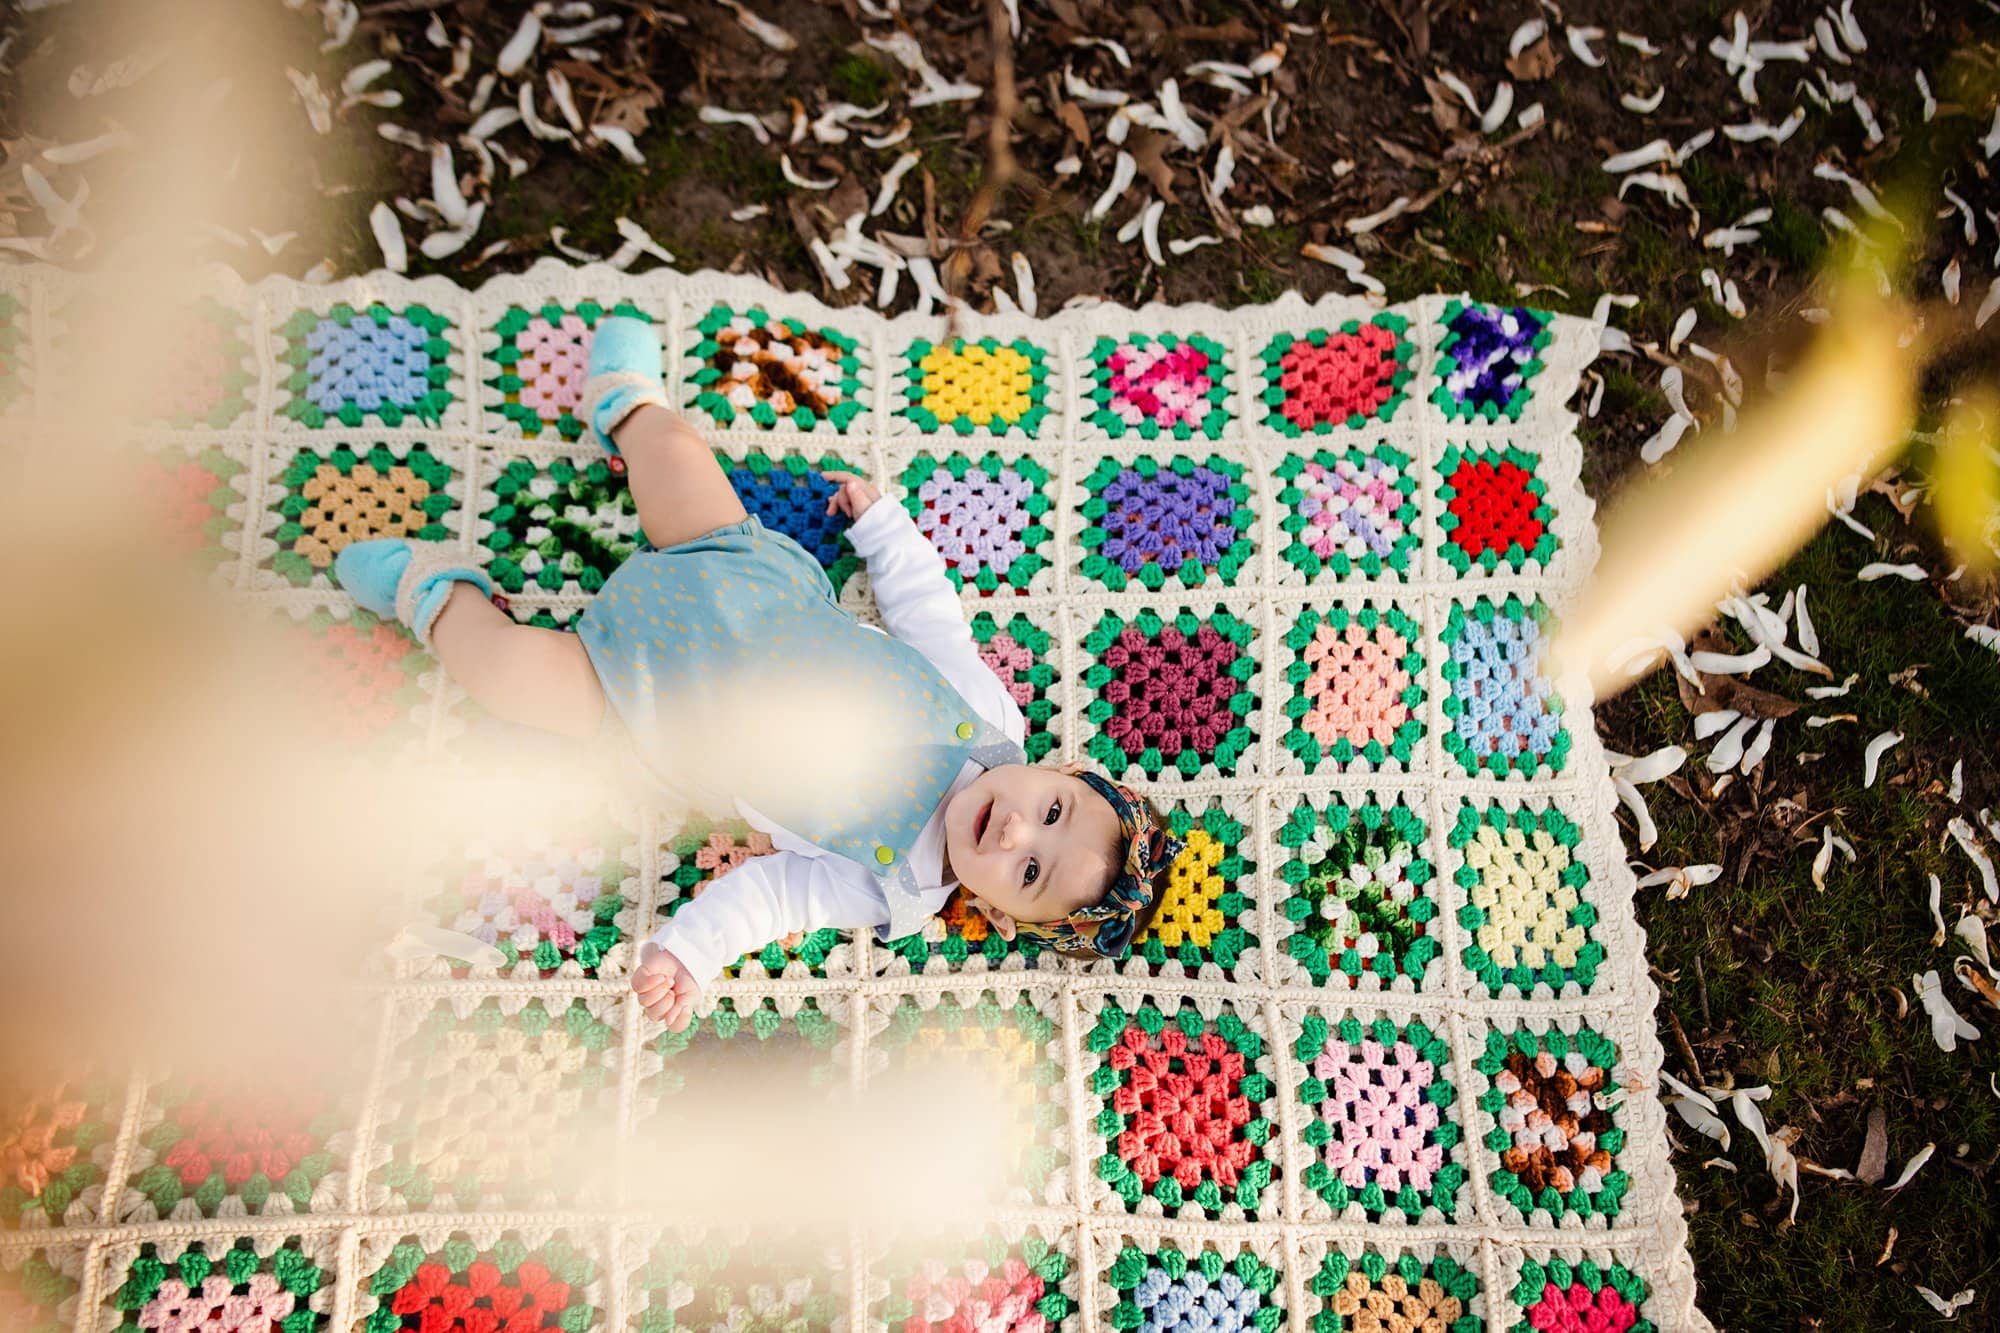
<box><xmin>1013</xmin><ymin>772</ymin><xmax>1182</xmax><ymax>960</ymax></box>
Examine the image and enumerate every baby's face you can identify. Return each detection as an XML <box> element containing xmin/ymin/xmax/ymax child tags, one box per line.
<box><xmin>943</xmin><ymin>764</ymin><xmax>1123</xmax><ymax>925</ymax></box>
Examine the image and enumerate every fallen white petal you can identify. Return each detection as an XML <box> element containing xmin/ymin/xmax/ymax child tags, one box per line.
<box><xmin>1947</xmin><ymin>818</ymin><xmax>1998</xmax><ymax>903</ymax></box>
<box><xmin>1616</xmin><ymin>745</ymin><xmax>1688</xmax><ymax>784</ymax></box>
<box><xmin>721</xmin><ymin>0</ymin><xmax>797</xmax><ymax>51</ymax></box>
<box><xmin>699</xmin><ymin>105</ymin><xmax>772</xmax><ymax>144</ymax></box>
<box><xmin>1915</xmin><ymin>1286</ymin><xmax>1975</xmax><ymax>1319</ymax></box>
<box><xmin>780</xmin><ymin>153</ymin><xmax>837</xmax><ymax>189</ymax></box>
<box><xmin>871</xmin><ymin>151</ymin><xmax>920</xmax><ymax>216</ymax></box>
<box><xmin>1613</xmin><ymin>775</ymin><xmax>1658</xmax><ymax>851</ymax></box>
<box><xmin>1708</xmin><ymin>715</ymin><xmax>1756</xmax><ymax>772</ymax></box>
<box><xmin>1863</xmin><ymin>731</ymin><xmax>1902</xmax><ymax>788</ymax></box>
<box><xmin>1694</xmin><ymin>708</ymin><xmax>1742</xmax><ymax>740</ymax></box>
<box><xmin>369</xmin><ymin>201</ymin><xmax>407</xmax><ymax>272</ymax></box>
<box><xmin>1740</xmin><ymin>717</ymin><xmax>1776</xmax><ymax>773</ymax></box>
<box><xmin>1567</xmin><ymin>25</ymin><xmax>1606</xmax><ymax>67</ymax></box>
<box><xmin>496</xmin><ymin>3</ymin><xmax>548</xmax><ymax>76</ymax></box>
<box><xmin>1087</xmin><ymin>152</ymin><xmax>1136</xmax><ymax>223</ymax></box>
<box><xmin>1858</xmin><ymin>562</ymin><xmax>1927</xmax><ymax>581</ymax></box>
<box><xmin>1509</xmin><ymin>18</ymin><xmax>1546</xmax><ymax>56</ymax></box>
<box><xmin>1012</xmin><ymin>252</ymin><xmax>1037</xmax><ymax>316</ymax></box>
<box><xmin>1140</xmin><ymin>199</ymin><xmax>1166</xmax><ymax>266</ymax></box>
<box><xmin>1930</xmin><ymin>873</ymin><xmax>1949</xmax><ymax>948</ymax></box>
<box><xmin>1925</xmin><ymin>962</ymin><xmax>1984</xmax><ymax>1047</ymax></box>
<box><xmin>1690</xmin><ymin>644</ymin><xmax>1772</xmax><ymax>675</ymax></box>
<box><xmin>1888</xmin><ymin>1140</ymin><xmax>1937</xmax><ymax>1188</ymax></box>
<box><xmin>1622</xmin><ymin>87</ymin><xmax>1666</xmax><ymax>115</ymax></box>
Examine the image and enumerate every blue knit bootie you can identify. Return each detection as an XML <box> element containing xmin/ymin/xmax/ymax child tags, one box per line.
<box><xmin>334</xmin><ymin>538</ymin><xmax>494</xmax><ymax>649</ymax></box>
<box><xmin>578</xmin><ymin>316</ymin><xmax>671</xmax><ymax>456</ymax></box>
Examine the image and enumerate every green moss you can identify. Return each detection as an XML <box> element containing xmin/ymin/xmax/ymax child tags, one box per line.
<box><xmin>828</xmin><ymin>52</ymin><xmax>892</xmax><ymax>105</ymax></box>
<box><xmin>1764</xmin><ymin>196</ymin><xmax>1827</xmax><ymax>271</ymax></box>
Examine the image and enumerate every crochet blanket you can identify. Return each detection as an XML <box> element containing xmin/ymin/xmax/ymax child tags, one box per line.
<box><xmin>0</xmin><ymin>260</ymin><xmax>1712</xmax><ymax>1333</ymax></box>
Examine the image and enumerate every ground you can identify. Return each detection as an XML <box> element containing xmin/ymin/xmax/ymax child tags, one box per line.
<box><xmin>3</xmin><ymin>0</ymin><xmax>1999</xmax><ymax>1325</ymax></box>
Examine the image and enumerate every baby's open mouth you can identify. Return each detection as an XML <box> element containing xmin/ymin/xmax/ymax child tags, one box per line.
<box><xmin>972</xmin><ymin>797</ymin><xmax>993</xmax><ymax>846</ymax></box>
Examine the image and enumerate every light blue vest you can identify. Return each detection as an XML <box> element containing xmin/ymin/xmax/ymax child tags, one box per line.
<box><xmin>733</xmin><ymin>626</ymin><xmax>1024</xmax><ymax>938</ymax></box>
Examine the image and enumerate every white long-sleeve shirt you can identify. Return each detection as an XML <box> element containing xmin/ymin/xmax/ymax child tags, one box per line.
<box><xmin>646</xmin><ymin>499</ymin><xmax>1025</xmax><ymax>985</ymax></box>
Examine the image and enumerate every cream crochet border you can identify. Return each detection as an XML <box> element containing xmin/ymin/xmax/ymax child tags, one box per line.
<box><xmin>0</xmin><ymin>259</ymin><xmax>1713</xmax><ymax>1333</ymax></box>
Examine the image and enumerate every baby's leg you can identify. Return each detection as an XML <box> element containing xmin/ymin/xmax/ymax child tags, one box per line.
<box><xmin>614</xmin><ymin>407</ymin><xmax>749</xmax><ymax>549</ymax></box>
<box><xmin>428</xmin><ymin>584</ymin><xmax>607</xmax><ymax>739</ymax></box>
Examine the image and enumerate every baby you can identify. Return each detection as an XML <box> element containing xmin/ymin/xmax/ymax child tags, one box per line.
<box><xmin>334</xmin><ymin>317</ymin><xmax>1181</xmax><ymax>1030</ymax></box>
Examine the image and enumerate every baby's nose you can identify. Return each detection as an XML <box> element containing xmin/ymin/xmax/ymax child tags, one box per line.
<box><xmin>997</xmin><ymin>810</ymin><xmax>1024</xmax><ymax>850</ymax></box>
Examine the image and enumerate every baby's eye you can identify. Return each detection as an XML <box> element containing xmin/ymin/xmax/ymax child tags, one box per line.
<box><xmin>1044</xmin><ymin>800</ymin><xmax>1061</xmax><ymax>826</ymax></box>
<box><xmin>1023</xmin><ymin>858</ymin><xmax>1040</xmax><ymax>886</ymax></box>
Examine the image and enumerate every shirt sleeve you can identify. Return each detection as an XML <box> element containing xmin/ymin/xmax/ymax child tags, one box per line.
<box><xmin>646</xmin><ymin>850</ymin><xmax>890</xmax><ymax>987</ymax></box>
<box><xmin>845</xmin><ymin>499</ymin><xmax>980</xmax><ymax>667</ymax></box>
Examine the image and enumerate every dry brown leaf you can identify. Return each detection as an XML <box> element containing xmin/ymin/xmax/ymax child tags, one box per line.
<box><xmin>1129</xmin><ymin>128</ymin><xmax>1179</xmax><ymax>199</ymax></box>
<box><xmin>1420</xmin><ymin>75</ymin><xmax>1465</xmax><ymax>136</ymax></box>
<box><xmin>1505</xmin><ymin>36</ymin><xmax>1560</xmax><ymax>82</ymax></box>
<box><xmin>1056</xmin><ymin>100</ymin><xmax>1090</xmax><ymax>148</ymax></box>
<box><xmin>1856</xmin><ymin>1104</ymin><xmax>1888</xmax><ymax>1184</ymax></box>
<box><xmin>1676</xmin><ymin>627</ymin><xmax>1802</xmax><ymax>719</ymax></box>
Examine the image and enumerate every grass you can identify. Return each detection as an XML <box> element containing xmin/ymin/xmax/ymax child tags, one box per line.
<box><xmin>1614</xmin><ymin>498</ymin><xmax>2000</xmax><ymax>1324</ymax></box>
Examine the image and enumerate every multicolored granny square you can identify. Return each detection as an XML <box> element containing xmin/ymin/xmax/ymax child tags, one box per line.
<box><xmin>0</xmin><ymin>1075</ymin><xmax>121</xmax><ymax>1229</ymax></box>
<box><xmin>1431</xmin><ymin>300</ymin><xmax>1552</xmax><ymax>423</ymax></box>
<box><xmin>1452</xmin><ymin>801</ymin><xmax>1603</xmax><ymax>996</ymax></box>
<box><xmin>1085</xmin><ymin>999</ymin><xmax>1275</xmax><ymax>1218</ymax></box>
<box><xmin>1082</xmin><ymin>606</ymin><xmax>1258</xmax><ymax>781</ymax></box>
<box><xmin>112</xmin><ymin>1237</ymin><xmax>328</xmax><ymax>1333</ymax></box>
<box><xmin>419</xmin><ymin>836</ymin><xmax>636</xmax><ymax>978</ymax></box>
<box><xmin>0</xmin><ymin>1245</ymin><xmax>83</xmax><ymax>1333</ymax></box>
<box><xmin>1307</xmin><ymin>1249</ymin><xmax>1480</xmax><ymax>1333</ymax></box>
<box><xmin>1086</xmin><ymin>334</ymin><xmax>1231</xmax><ymax>440</ymax></box>
<box><xmin>1078</xmin><ymin>453</ymin><xmax>1254</xmax><ymax>590</ymax></box>
<box><xmin>362</xmin><ymin>1233</ymin><xmax>598</xmax><ymax>1333</ymax></box>
<box><xmin>1103</xmin><ymin>1241</ymin><xmax>1281</xmax><ymax>1333</ymax></box>
<box><xmin>479</xmin><ymin>455</ymin><xmax>641</xmax><ymax>594</ymax></box>
<box><xmin>1131</xmin><ymin>802</ymin><xmax>1257</xmax><ymax>976</ymax></box>
<box><xmin>880</xmin><ymin>886</ymin><xmax>1055</xmax><ymax>972</ymax></box>
<box><xmin>1274</xmin><ymin>444</ymin><xmax>1419</xmax><ymax>581</ymax></box>
<box><xmin>1441</xmin><ymin>596</ymin><xmax>1571</xmax><ymax>777</ymax></box>
<box><xmin>280</xmin><ymin>303</ymin><xmax>454</xmax><ymax>428</ymax></box>
<box><xmin>131</xmin><ymin>298</ymin><xmax>255</xmax><ymax>429</ymax></box>
<box><xmin>902</xmin><ymin>337</ymin><xmax>1052</xmax><ymax>435</ymax></box>
<box><xmin>873</xmin><ymin>993</ymin><xmax>1066</xmax><ymax>1200</ymax></box>
<box><xmin>1258</xmin><ymin>317</ymin><xmax>1414</xmax><ymax>434</ymax></box>
<box><xmin>971</xmin><ymin>609</ymin><xmax>1061</xmax><ymax>761</ymax></box>
<box><xmin>634</xmin><ymin>1231</ymin><xmax>836</xmax><ymax>1333</ymax></box>
<box><xmin>487</xmin><ymin>300</ymin><xmax>651</xmax><ymax>440</ymax></box>
<box><xmin>281</xmin><ymin>606</ymin><xmax>430</xmax><ymax>747</ymax></box>
<box><xmin>722</xmin><ymin>449</ymin><xmax>863</xmax><ymax>593</ymax></box>
<box><xmin>686</xmin><ymin>303</ymin><xmax>865</xmax><ymax>432</ymax></box>
<box><xmin>1508</xmin><ymin>1258</ymin><xmax>1652</xmax><ymax>1333</ymax></box>
<box><xmin>878</xmin><ymin>1233</ymin><xmax>1073</xmax><ymax>1333</ymax></box>
<box><xmin>120</xmin><ymin>1078</ymin><xmax>347</xmax><ymax>1220</ymax></box>
<box><xmin>901</xmin><ymin>452</ymin><xmax>1053</xmax><ymax>594</ymax></box>
<box><xmin>659</xmin><ymin>815</ymin><xmax>843</xmax><ymax>977</ymax></box>
<box><xmin>369</xmin><ymin>996</ymin><xmax>620</xmax><ymax>1211</ymax></box>
<box><xmin>1477</xmin><ymin>1026</ymin><xmax>1630</xmax><ymax>1221</ymax></box>
<box><xmin>1279</xmin><ymin>604</ymin><xmax>1426</xmax><ymax>773</ymax></box>
<box><xmin>1293</xmin><ymin>1014</ymin><xmax>1463</xmax><ymax>1221</ymax></box>
<box><xmin>1275</xmin><ymin>796</ymin><xmax>1439</xmax><ymax>991</ymax></box>
<box><xmin>142</xmin><ymin>444</ymin><xmax>246</xmax><ymax>571</ymax></box>
<box><xmin>268</xmin><ymin>442</ymin><xmax>456</xmax><ymax>585</ymax></box>
<box><xmin>639</xmin><ymin>997</ymin><xmax>844</xmax><ymax>1115</ymax></box>
<box><xmin>1437</xmin><ymin>444</ymin><xmax>1557</xmax><ymax>574</ymax></box>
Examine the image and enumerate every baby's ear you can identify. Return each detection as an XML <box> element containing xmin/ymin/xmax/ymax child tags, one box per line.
<box><xmin>1057</xmin><ymin>760</ymin><xmax>1087</xmax><ymax>776</ymax></box>
<box><xmin>970</xmin><ymin>898</ymin><xmax>1018</xmax><ymax>940</ymax></box>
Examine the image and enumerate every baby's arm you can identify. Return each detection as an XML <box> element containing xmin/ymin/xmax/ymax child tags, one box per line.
<box><xmin>833</xmin><ymin>477</ymin><xmax>980</xmax><ymax>664</ymax></box>
<box><xmin>637</xmin><ymin>850</ymin><xmax>890</xmax><ymax>1009</ymax></box>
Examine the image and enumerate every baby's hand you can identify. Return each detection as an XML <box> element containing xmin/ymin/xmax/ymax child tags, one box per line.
<box><xmin>632</xmin><ymin>941</ymin><xmax>700</xmax><ymax>1031</ymax></box>
<box><xmin>822</xmin><ymin>470</ymin><xmax>881</xmax><ymax>520</ymax></box>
